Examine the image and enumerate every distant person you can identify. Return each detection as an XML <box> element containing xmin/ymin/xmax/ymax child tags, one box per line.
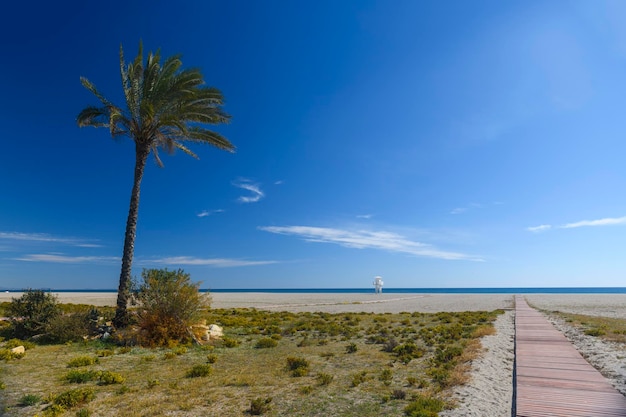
<box><xmin>373</xmin><ymin>276</ymin><xmax>384</xmax><ymax>294</ymax></box>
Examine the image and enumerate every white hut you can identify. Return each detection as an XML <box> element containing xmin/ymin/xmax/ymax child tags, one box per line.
<box><xmin>373</xmin><ymin>276</ymin><xmax>384</xmax><ymax>294</ymax></box>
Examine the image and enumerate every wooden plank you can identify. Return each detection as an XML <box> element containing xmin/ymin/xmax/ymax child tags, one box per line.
<box><xmin>515</xmin><ymin>295</ymin><xmax>626</xmax><ymax>417</ymax></box>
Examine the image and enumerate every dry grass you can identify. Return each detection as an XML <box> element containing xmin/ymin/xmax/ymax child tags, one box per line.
<box><xmin>0</xmin><ymin>308</ymin><xmax>502</xmax><ymax>416</ymax></box>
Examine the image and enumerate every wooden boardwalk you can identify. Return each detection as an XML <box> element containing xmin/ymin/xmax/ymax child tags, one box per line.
<box><xmin>515</xmin><ymin>295</ymin><xmax>626</xmax><ymax>417</ymax></box>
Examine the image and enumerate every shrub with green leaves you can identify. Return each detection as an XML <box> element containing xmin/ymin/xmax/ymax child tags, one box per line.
<box><xmin>0</xmin><ymin>348</ymin><xmax>25</xmax><ymax>361</ymax></box>
<box><xmin>221</xmin><ymin>337</ymin><xmax>240</xmax><ymax>348</ymax></box>
<box><xmin>4</xmin><ymin>338</ymin><xmax>35</xmax><ymax>350</ymax></box>
<box><xmin>404</xmin><ymin>395</ymin><xmax>445</xmax><ymax>417</ymax></box>
<box><xmin>19</xmin><ymin>393</ymin><xmax>42</xmax><ymax>406</ymax></box>
<box><xmin>98</xmin><ymin>371</ymin><xmax>125</xmax><ymax>385</ymax></box>
<box><xmin>316</xmin><ymin>372</ymin><xmax>333</xmax><ymax>386</ymax></box>
<box><xmin>134</xmin><ymin>268</ymin><xmax>210</xmax><ymax>347</ymax></box>
<box><xmin>255</xmin><ymin>337</ymin><xmax>278</xmax><ymax>348</ymax></box>
<box><xmin>7</xmin><ymin>290</ymin><xmax>61</xmax><ymax>339</ymax></box>
<box><xmin>186</xmin><ymin>364</ymin><xmax>212</xmax><ymax>378</ymax></box>
<box><xmin>67</xmin><ymin>356</ymin><xmax>99</xmax><ymax>368</ymax></box>
<box><xmin>53</xmin><ymin>387</ymin><xmax>95</xmax><ymax>409</ymax></box>
<box><xmin>65</xmin><ymin>370</ymin><xmax>98</xmax><ymax>384</ymax></box>
<box><xmin>286</xmin><ymin>356</ymin><xmax>309</xmax><ymax>377</ymax></box>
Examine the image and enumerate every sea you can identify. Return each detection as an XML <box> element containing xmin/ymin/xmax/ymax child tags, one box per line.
<box><xmin>5</xmin><ymin>287</ymin><xmax>626</xmax><ymax>294</ymax></box>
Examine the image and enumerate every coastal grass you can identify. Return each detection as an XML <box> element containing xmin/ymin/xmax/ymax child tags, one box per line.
<box><xmin>549</xmin><ymin>311</ymin><xmax>626</xmax><ymax>344</ymax></box>
<box><xmin>0</xmin><ymin>306</ymin><xmax>503</xmax><ymax>416</ymax></box>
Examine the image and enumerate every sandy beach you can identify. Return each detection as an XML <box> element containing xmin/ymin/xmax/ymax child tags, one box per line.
<box><xmin>0</xmin><ymin>291</ymin><xmax>515</xmax><ymax>313</ymax></box>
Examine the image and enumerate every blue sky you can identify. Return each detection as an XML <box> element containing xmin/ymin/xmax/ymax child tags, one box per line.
<box><xmin>2</xmin><ymin>1</ymin><xmax>626</xmax><ymax>289</ymax></box>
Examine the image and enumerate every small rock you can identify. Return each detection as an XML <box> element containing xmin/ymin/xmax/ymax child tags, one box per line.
<box><xmin>208</xmin><ymin>324</ymin><xmax>223</xmax><ymax>340</ymax></box>
<box><xmin>10</xmin><ymin>345</ymin><xmax>25</xmax><ymax>354</ymax></box>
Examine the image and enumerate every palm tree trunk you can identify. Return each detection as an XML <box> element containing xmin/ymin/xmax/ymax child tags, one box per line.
<box><xmin>113</xmin><ymin>142</ymin><xmax>150</xmax><ymax>328</ymax></box>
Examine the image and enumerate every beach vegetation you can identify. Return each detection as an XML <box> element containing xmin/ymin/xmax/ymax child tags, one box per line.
<box><xmin>18</xmin><ymin>393</ymin><xmax>41</xmax><ymax>406</ymax></box>
<box><xmin>77</xmin><ymin>42</ymin><xmax>233</xmax><ymax>328</ymax></box>
<box><xmin>186</xmin><ymin>364</ymin><xmax>212</xmax><ymax>378</ymax></box>
<box><xmin>286</xmin><ymin>356</ymin><xmax>310</xmax><ymax>377</ymax></box>
<box><xmin>550</xmin><ymin>312</ymin><xmax>626</xmax><ymax>343</ymax></box>
<box><xmin>316</xmin><ymin>372</ymin><xmax>333</xmax><ymax>386</ymax></box>
<box><xmin>6</xmin><ymin>290</ymin><xmax>61</xmax><ymax>339</ymax></box>
<box><xmin>249</xmin><ymin>397</ymin><xmax>272</xmax><ymax>415</ymax></box>
<box><xmin>133</xmin><ymin>268</ymin><xmax>209</xmax><ymax>347</ymax></box>
<box><xmin>403</xmin><ymin>394</ymin><xmax>445</xmax><ymax>417</ymax></box>
<box><xmin>0</xmin><ymin>305</ymin><xmax>502</xmax><ymax>416</ymax></box>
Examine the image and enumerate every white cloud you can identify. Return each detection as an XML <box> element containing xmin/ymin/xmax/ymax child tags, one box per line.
<box><xmin>233</xmin><ymin>179</ymin><xmax>264</xmax><ymax>203</ymax></box>
<box><xmin>527</xmin><ymin>224</ymin><xmax>552</xmax><ymax>233</ymax></box>
<box><xmin>274</xmin><ymin>180</ymin><xmax>284</xmax><ymax>185</ymax></box>
<box><xmin>561</xmin><ymin>216</ymin><xmax>626</xmax><ymax>229</ymax></box>
<box><xmin>15</xmin><ymin>254</ymin><xmax>119</xmax><ymax>264</ymax></box>
<box><xmin>527</xmin><ymin>215</ymin><xmax>626</xmax><ymax>233</ymax></box>
<box><xmin>0</xmin><ymin>231</ymin><xmax>102</xmax><ymax>247</ymax></box>
<box><xmin>450</xmin><ymin>208</ymin><xmax>467</xmax><ymax>215</ymax></box>
<box><xmin>356</xmin><ymin>214</ymin><xmax>373</xmax><ymax>219</ymax></box>
<box><xmin>197</xmin><ymin>209</ymin><xmax>224</xmax><ymax>218</ymax></box>
<box><xmin>259</xmin><ymin>225</ymin><xmax>482</xmax><ymax>261</ymax></box>
<box><xmin>151</xmin><ymin>256</ymin><xmax>278</xmax><ymax>267</ymax></box>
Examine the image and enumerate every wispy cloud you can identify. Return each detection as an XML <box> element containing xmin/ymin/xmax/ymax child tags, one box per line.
<box><xmin>0</xmin><ymin>232</ymin><xmax>102</xmax><ymax>248</ymax></box>
<box><xmin>450</xmin><ymin>208</ymin><xmax>467</xmax><ymax>215</ymax></box>
<box><xmin>562</xmin><ymin>216</ymin><xmax>626</xmax><ymax>229</ymax></box>
<box><xmin>527</xmin><ymin>225</ymin><xmax>552</xmax><ymax>233</ymax></box>
<box><xmin>197</xmin><ymin>209</ymin><xmax>224</xmax><ymax>218</ymax></box>
<box><xmin>274</xmin><ymin>180</ymin><xmax>284</xmax><ymax>185</ymax></box>
<box><xmin>527</xmin><ymin>215</ymin><xmax>626</xmax><ymax>232</ymax></box>
<box><xmin>233</xmin><ymin>179</ymin><xmax>264</xmax><ymax>203</ymax></box>
<box><xmin>15</xmin><ymin>254</ymin><xmax>119</xmax><ymax>264</ymax></box>
<box><xmin>259</xmin><ymin>225</ymin><xmax>482</xmax><ymax>261</ymax></box>
<box><xmin>151</xmin><ymin>256</ymin><xmax>278</xmax><ymax>267</ymax></box>
<box><xmin>356</xmin><ymin>214</ymin><xmax>373</xmax><ymax>219</ymax></box>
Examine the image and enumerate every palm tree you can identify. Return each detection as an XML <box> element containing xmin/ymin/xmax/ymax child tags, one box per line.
<box><xmin>77</xmin><ymin>43</ymin><xmax>234</xmax><ymax>327</ymax></box>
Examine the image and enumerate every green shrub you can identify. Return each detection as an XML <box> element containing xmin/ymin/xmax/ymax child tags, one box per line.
<box><xmin>250</xmin><ymin>397</ymin><xmax>272</xmax><ymax>415</ymax></box>
<box><xmin>64</xmin><ymin>370</ymin><xmax>98</xmax><ymax>384</ymax></box>
<box><xmin>4</xmin><ymin>338</ymin><xmax>35</xmax><ymax>350</ymax></box>
<box><xmin>316</xmin><ymin>372</ymin><xmax>333</xmax><ymax>386</ymax></box>
<box><xmin>53</xmin><ymin>387</ymin><xmax>95</xmax><ymax>408</ymax></box>
<box><xmin>0</xmin><ymin>348</ymin><xmax>25</xmax><ymax>361</ymax></box>
<box><xmin>351</xmin><ymin>371</ymin><xmax>368</xmax><ymax>387</ymax></box>
<box><xmin>98</xmin><ymin>371</ymin><xmax>125</xmax><ymax>385</ymax></box>
<box><xmin>172</xmin><ymin>346</ymin><xmax>188</xmax><ymax>355</ymax></box>
<box><xmin>255</xmin><ymin>337</ymin><xmax>278</xmax><ymax>348</ymax></box>
<box><xmin>393</xmin><ymin>342</ymin><xmax>425</xmax><ymax>363</ymax></box>
<box><xmin>19</xmin><ymin>393</ymin><xmax>42</xmax><ymax>406</ymax></box>
<box><xmin>404</xmin><ymin>395</ymin><xmax>445</xmax><ymax>417</ymax></box>
<box><xmin>206</xmin><ymin>354</ymin><xmax>218</xmax><ymax>364</ymax></box>
<box><xmin>76</xmin><ymin>408</ymin><xmax>91</xmax><ymax>417</ymax></box>
<box><xmin>163</xmin><ymin>351</ymin><xmax>176</xmax><ymax>360</ymax></box>
<box><xmin>134</xmin><ymin>268</ymin><xmax>210</xmax><ymax>347</ymax></box>
<box><xmin>379</xmin><ymin>369</ymin><xmax>393</xmax><ymax>385</ymax></box>
<box><xmin>286</xmin><ymin>356</ymin><xmax>309</xmax><ymax>377</ymax></box>
<box><xmin>7</xmin><ymin>290</ymin><xmax>61</xmax><ymax>339</ymax></box>
<box><xmin>46</xmin><ymin>313</ymin><xmax>93</xmax><ymax>343</ymax></box>
<box><xmin>222</xmin><ymin>337</ymin><xmax>240</xmax><ymax>348</ymax></box>
<box><xmin>67</xmin><ymin>356</ymin><xmax>99</xmax><ymax>368</ymax></box>
<box><xmin>186</xmin><ymin>364</ymin><xmax>212</xmax><ymax>378</ymax></box>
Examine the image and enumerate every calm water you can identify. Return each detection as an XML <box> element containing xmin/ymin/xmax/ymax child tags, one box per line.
<box><xmin>7</xmin><ymin>287</ymin><xmax>626</xmax><ymax>294</ymax></box>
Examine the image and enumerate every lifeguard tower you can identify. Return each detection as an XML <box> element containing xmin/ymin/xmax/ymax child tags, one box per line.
<box><xmin>373</xmin><ymin>276</ymin><xmax>384</xmax><ymax>294</ymax></box>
